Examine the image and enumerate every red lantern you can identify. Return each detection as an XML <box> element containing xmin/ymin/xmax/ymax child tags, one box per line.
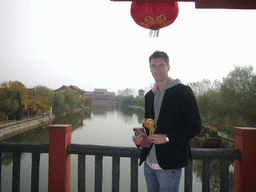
<box><xmin>130</xmin><ymin>1</ymin><xmax>179</xmax><ymax>37</ymax></box>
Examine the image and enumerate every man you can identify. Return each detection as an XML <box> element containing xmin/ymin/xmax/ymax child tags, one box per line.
<box><xmin>133</xmin><ymin>51</ymin><xmax>202</xmax><ymax>192</ymax></box>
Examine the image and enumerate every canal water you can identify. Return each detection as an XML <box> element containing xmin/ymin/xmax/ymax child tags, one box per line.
<box><xmin>1</xmin><ymin>108</ymin><xmax>229</xmax><ymax>191</ymax></box>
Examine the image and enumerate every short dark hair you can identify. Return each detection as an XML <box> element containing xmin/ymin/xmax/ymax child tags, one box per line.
<box><xmin>149</xmin><ymin>51</ymin><xmax>169</xmax><ymax>66</ymax></box>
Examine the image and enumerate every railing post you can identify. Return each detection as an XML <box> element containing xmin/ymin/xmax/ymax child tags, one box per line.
<box><xmin>48</xmin><ymin>124</ymin><xmax>72</xmax><ymax>192</ymax></box>
<box><xmin>234</xmin><ymin>127</ymin><xmax>256</xmax><ymax>192</ymax></box>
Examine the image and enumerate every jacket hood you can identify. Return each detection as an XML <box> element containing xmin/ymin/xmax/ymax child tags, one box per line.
<box><xmin>152</xmin><ymin>77</ymin><xmax>181</xmax><ymax>93</ymax></box>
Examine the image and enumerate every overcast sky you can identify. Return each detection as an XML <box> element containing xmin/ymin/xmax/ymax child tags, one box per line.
<box><xmin>1</xmin><ymin>0</ymin><xmax>256</xmax><ymax>93</ymax></box>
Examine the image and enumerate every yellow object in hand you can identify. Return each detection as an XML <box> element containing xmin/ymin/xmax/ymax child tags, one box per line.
<box><xmin>144</xmin><ymin>118</ymin><xmax>156</xmax><ymax>135</ymax></box>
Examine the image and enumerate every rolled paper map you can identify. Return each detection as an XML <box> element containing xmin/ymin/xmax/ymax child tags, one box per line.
<box><xmin>144</xmin><ymin>118</ymin><xmax>155</xmax><ymax>135</ymax></box>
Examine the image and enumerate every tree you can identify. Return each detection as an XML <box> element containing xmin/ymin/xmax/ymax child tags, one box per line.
<box><xmin>85</xmin><ymin>97</ymin><xmax>92</xmax><ymax>107</ymax></box>
<box><xmin>0</xmin><ymin>82</ymin><xmax>28</xmax><ymax>120</ymax></box>
<box><xmin>3</xmin><ymin>97</ymin><xmax>19</xmax><ymax>120</ymax></box>
<box><xmin>15</xmin><ymin>92</ymin><xmax>25</xmax><ymax>120</ymax></box>
<box><xmin>31</xmin><ymin>86</ymin><xmax>54</xmax><ymax>115</ymax></box>
<box><xmin>0</xmin><ymin>81</ymin><xmax>29</xmax><ymax>120</ymax></box>
<box><xmin>135</xmin><ymin>96</ymin><xmax>145</xmax><ymax>107</ymax></box>
<box><xmin>120</xmin><ymin>95</ymin><xmax>135</xmax><ymax>108</ymax></box>
<box><xmin>192</xmin><ymin>65</ymin><xmax>256</xmax><ymax>135</ymax></box>
<box><xmin>1</xmin><ymin>81</ymin><xmax>28</xmax><ymax>106</ymax></box>
<box><xmin>220</xmin><ymin>66</ymin><xmax>256</xmax><ymax>127</ymax></box>
<box><xmin>35</xmin><ymin>86</ymin><xmax>53</xmax><ymax>108</ymax></box>
<box><xmin>117</xmin><ymin>88</ymin><xmax>136</xmax><ymax>96</ymax></box>
<box><xmin>188</xmin><ymin>79</ymin><xmax>220</xmax><ymax>96</ymax></box>
<box><xmin>53</xmin><ymin>92</ymin><xmax>65</xmax><ymax>116</ymax></box>
<box><xmin>0</xmin><ymin>87</ymin><xmax>8</xmax><ymax>120</ymax></box>
<box><xmin>61</xmin><ymin>90</ymin><xmax>80</xmax><ymax>112</ymax></box>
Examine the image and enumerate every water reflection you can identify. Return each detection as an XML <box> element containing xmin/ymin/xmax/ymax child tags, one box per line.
<box><xmin>53</xmin><ymin>110</ymin><xmax>91</xmax><ymax>129</ymax></box>
<box><xmin>119</xmin><ymin>107</ymin><xmax>144</xmax><ymax>124</ymax></box>
<box><xmin>91</xmin><ymin>107</ymin><xmax>115</xmax><ymax>115</ymax></box>
<box><xmin>0</xmin><ymin>108</ymin><xmax>232</xmax><ymax>192</ymax></box>
<box><xmin>193</xmin><ymin>159</ymin><xmax>234</xmax><ymax>192</ymax></box>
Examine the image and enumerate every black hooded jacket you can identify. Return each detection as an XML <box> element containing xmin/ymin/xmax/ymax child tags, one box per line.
<box><xmin>139</xmin><ymin>83</ymin><xmax>202</xmax><ymax>169</ymax></box>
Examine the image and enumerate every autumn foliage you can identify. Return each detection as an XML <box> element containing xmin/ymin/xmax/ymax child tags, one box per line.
<box><xmin>0</xmin><ymin>81</ymin><xmax>88</xmax><ymax>121</ymax></box>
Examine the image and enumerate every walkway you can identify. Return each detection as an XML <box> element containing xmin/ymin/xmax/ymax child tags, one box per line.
<box><xmin>0</xmin><ymin>115</ymin><xmax>55</xmax><ymax>141</ymax></box>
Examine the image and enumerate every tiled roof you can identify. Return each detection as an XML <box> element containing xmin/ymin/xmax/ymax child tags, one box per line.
<box><xmin>94</xmin><ymin>89</ymin><xmax>107</xmax><ymax>93</ymax></box>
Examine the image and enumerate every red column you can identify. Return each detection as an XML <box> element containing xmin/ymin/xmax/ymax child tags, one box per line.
<box><xmin>234</xmin><ymin>127</ymin><xmax>256</xmax><ymax>192</ymax></box>
<box><xmin>48</xmin><ymin>124</ymin><xmax>72</xmax><ymax>192</ymax></box>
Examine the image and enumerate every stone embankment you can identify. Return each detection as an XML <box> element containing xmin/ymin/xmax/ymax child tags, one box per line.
<box><xmin>128</xmin><ymin>105</ymin><xmax>144</xmax><ymax>111</ymax></box>
<box><xmin>0</xmin><ymin>114</ymin><xmax>55</xmax><ymax>141</ymax></box>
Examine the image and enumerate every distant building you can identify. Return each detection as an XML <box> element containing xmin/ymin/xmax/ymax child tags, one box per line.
<box><xmin>69</xmin><ymin>85</ymin><xmax>85</xmax><ymax>93</ymax></box>
<box><xmin>54</xmin><ymin>85</ymin><xmax>74</xmax><ymax>92</ymax></box>
<box><xmin>54</xmin><ymin>85</ymin><xmax>86</xmax><ymax>100</ymax></box>
<box><xmin>54</xmin><ymin>86</ymin><xmax>116</xmax><ymax>107</ymax></box>
<box><xmin>69</xmin><ymin>85</ymin><xmax>87</xmax><ymax>100</ymax></box>
<box><xmin>84</xmin><ymin>89</ymin><xmax>116</xmax><ymax>107</ymax></box>
<box><xmin>138</xmin><ymin>89</ymin><xmax>145</xmax><ymax>97</ymax></box>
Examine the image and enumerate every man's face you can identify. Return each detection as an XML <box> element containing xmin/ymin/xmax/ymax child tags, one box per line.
<box><xmin>150</xmin><ymin>58</ymin><xmax>170</xmax><ymax>83</ymax></box>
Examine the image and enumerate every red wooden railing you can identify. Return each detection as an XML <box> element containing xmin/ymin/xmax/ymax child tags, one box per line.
<box><xmin>0</xmin><ymin>125</ymin><xmax>255</xmax><ymax>191</ymax></box>
<box><xmin>233</xmin><ymin>127</ymin><xmax>256</xmax><ymax>192</ymax></box>
<box><xmin>46</xmin><ymin>125</ymin><xmax>256</xmax><ymax>192</ymax></box>
<box><xmin>48</xmin><ymin>124</ymin><xmax>72</xmax><ymax>192</ymax></box>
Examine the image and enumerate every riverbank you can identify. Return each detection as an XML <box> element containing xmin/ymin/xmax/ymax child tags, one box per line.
<box><xmin>0</xmin><ymin>114</ymin><xmax>55</xmax><ymax>141</ymax></box>
<box><xmin>0</xmin><ymin>107</ymin><xmax>91</xmax><ymax>141</ymax></box>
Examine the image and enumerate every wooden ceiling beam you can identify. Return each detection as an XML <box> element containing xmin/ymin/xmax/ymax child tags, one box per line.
<box><xmin>195</xmin><ymin>0</ymin><xmax>256</xmax><ymax>9</ymax></box>
<box><xmin>110</xmin><ymin>0</ymin><xmax>256</xmax><ymax>9</ymax></box>
<box><xmin>111</xmin><ymin>0</ymin><xmax>193</xmax><ymax>1</ymax></box>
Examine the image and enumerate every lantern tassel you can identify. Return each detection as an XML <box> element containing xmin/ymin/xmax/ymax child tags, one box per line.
<box><xmin>149</xmin><ymin>26</ymin><xmax>160</xmax><ymax>38</ymax></box>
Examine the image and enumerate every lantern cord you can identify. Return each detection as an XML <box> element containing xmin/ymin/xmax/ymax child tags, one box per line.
<box><xmin>149</xmin><ymin>29</ymin><xmax>160</xmax><ymax>38</ymax></box>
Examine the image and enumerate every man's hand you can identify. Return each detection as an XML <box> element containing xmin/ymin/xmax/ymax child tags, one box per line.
<box><xmin>147</xmin><ymin>134</ymin><xmax>168</xmax><ymax>144</ymax></box>
<box><xmin>132</xmin><ymin>135</ymin><xmax>143</xmax><ymax>145</ymax></box>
